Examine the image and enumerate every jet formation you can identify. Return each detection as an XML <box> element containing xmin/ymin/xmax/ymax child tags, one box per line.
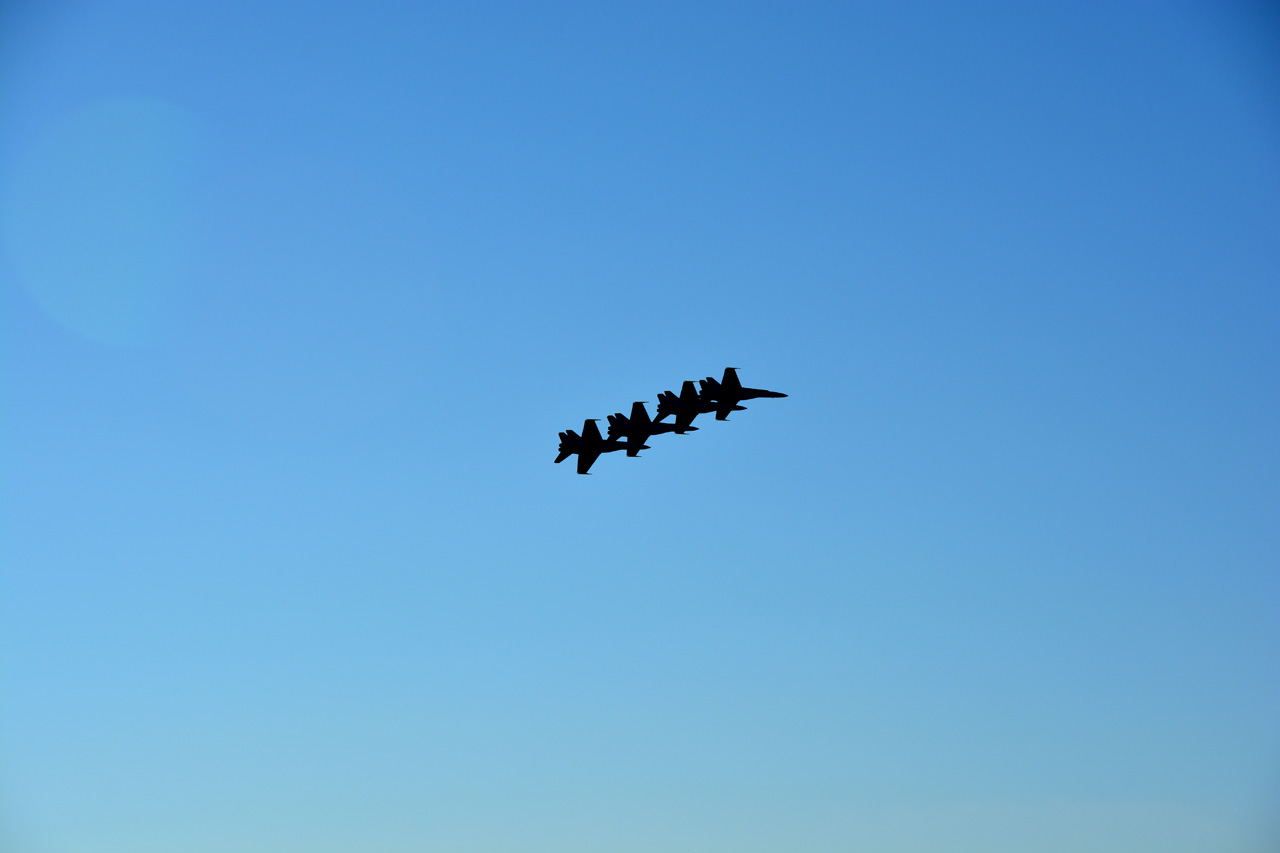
<box><xmin>555</xmin><ymin>368</ymin><xmax>786</xmax><ymax>474</ymax></box>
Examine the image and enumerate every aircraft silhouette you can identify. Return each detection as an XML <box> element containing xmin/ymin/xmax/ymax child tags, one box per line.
<box><xmin>607</xmin><ymin>401</ymin><xmax>696</xmax><ymax>457</ymax></box>
<box><xmin>556</xmin><ymin>368</ymin><xmax>785</xmax><ymax>474</ymax></box>
<box><xmin>698</xmin><ymin>367</ymin><xmax>787</xmax><ymax>420</ymax></box>
<box><xmin>555</xmin><ymin>418</ymin><xmax>632</xmax><ymax>474</ymax></box>
<box><xmin>655</xmin><ymin>380</ymin><xmax>732</xmax><ymax>431</ymax></box>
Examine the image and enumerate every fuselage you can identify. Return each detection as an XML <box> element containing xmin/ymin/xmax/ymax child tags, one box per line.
<box><xmin>724</xmin><ymin>386</ymin><xmax>787</xmax><ymax>403</ymax></box>
<box><xmin>630</xmin><ymin>418</ymin><xmax>688</xmax><ymax>438</ymax></box>
<box><xmin>559</xmin><ymin>434</ymin><xmax>626</xmax><ymax>455</ymax></box>
<box><xmin>699</xmin><ymin>377</ymin><xmax>787</xmax><ymax>407</ymax></box>
<box><xmin>656</xmin><ymin>394</ymin><xmax>716</xmax><ymax>421</ymax></box>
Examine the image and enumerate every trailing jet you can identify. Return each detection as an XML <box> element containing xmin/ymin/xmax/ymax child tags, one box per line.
<box><xmin>607</xmin><ymin>401</ymin><xmax>696</xmax><ymax>457</ymax></box>
<box><xmin>655</xmin><ymin>380</ymin><xmax>734</xmax><ymax>431</ymax></box>
<box><xmin>698</xmin><ymin>367</ymin><xmax>787</xmax><ymax>420</ymax></box>
<box><xmin>555</xmin><ymin>418</ymin><xmax>632</xmax><ymax>474</ymax></box>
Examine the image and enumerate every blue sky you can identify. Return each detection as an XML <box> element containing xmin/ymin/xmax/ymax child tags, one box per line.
<box><xmin>2</xmin><ymin>2</ymin><xmax>1278</xmax><ymax>851</ymax></box>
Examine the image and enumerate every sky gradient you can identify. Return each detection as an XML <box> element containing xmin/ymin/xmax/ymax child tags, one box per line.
<box><xmin>2</xmin><ymin>2</ymin><xmax>1278</xmax><ymax>852</ymax></box>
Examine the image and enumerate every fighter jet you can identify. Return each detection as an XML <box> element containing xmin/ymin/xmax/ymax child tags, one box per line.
<box><xmin>607</xmin><ymin>401</ymin><xmax>696</xmax><ymax>457</ymax></box>
<box><xmin>697</xmin><ymin>367</ymin><xmax>787</xmax><ymax>420</ymax></box>
<box><xmin>555</xmin><ymin>418</ymin><xmax>632</xmax><ymax>474</ymax></box>
<box><xmin>655</xmin><ymin>380</ymin><xmax>734</xmax><ymax>431</ymax></box>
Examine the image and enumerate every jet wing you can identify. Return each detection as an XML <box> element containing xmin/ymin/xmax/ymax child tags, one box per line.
<box><xmin>625</xmin><ymin>433</ymin><xmax>646</xmax><ymax>457</ymax></box>
<box><xmin>576</xmin><ymin>449</ymin><xmax>601</xmax><ymax>474</ymax></box>
<box><xmin>715</xmin><ymin>404</ymin><xmax>736</xmax><ymax>420</ymax></box>
<box><xmin>675</xmin><ymin>410</ymin><xmax>697</xmax><ymax>431</ymax></box>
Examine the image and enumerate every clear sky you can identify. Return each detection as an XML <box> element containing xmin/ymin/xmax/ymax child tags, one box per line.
<box><xmin>2</xmin><ymin>2</ymin><xmax>1277</xmax><ymax>851</ymax></box>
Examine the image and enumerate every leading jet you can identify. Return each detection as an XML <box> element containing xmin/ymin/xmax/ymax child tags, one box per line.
<box><xmin>655</xmin><ymin>380</ymin><xmax>736</xmax><ymax>431</ymax></box>
<box><xmin>555</xmin><ymin>418</ymin><xmax>632</xmax><ymax>474</ymax></box>
<box><xmin>607</xmin><ymin>401</ymin><xmax>696</xmax><ymax>457</ymax></box>
<box><xmin>698</xmin><ymin>367</ymin><xmax>787</xmax><ymax>420</ymax></box>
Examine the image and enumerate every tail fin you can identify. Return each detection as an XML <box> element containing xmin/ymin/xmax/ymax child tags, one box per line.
<box><xmin>629</xmin><ymin>401</ymin><xmax>650</xmax><ymax>426</ymax></box>
<box><xmin>722</xmin><ymin>367</ymin><xmax>742</xmax><ymax>390</ymax></box>
<box><xmin>681</xmin><ymin>380</ymin><xmax>701</xmax><ymax>401</ymax></box>
<box><xmin>581</xmin><ymin>419</ymin><xmax>603</xmax><ymax>442</ymax></box>
<box><xmin>555</xmin><ymin>430</ymin><xmax>574</xmax><ymax>463</ymax></box>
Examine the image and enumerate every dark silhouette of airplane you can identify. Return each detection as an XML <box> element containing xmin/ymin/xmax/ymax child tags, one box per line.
<box><xmin>555</xmin><ymin>418</ymin><xmax>632</xmax><ymax>474</ymax></box>
<box><xmin>655</xmin><ymin>380</ymin><xmax>731</xmax><ymax>431</ymax></box>
<box><xmin>607</xmin><ymin>401</ymin><xmax>696</xmax><ymax>456</ymax></box>
<box><xmin>698</xmin><ymin>368</ymin><xmax>787</xmax><ymax>420</ymax></box>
